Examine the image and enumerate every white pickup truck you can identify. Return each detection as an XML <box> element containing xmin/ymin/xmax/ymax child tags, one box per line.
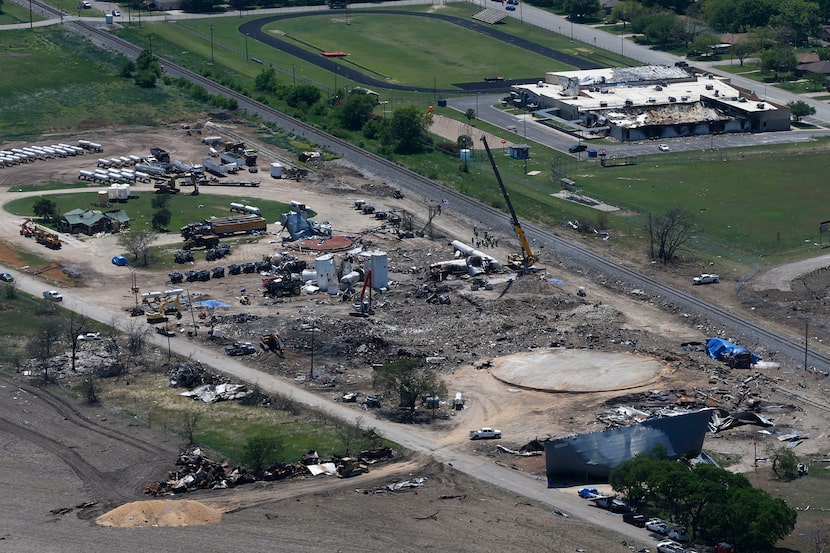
<box><xmin>42</xmin><ymin>290</ymin><xmax>63</xmax><ymax>302</ymax></box>
<box><xmin>469</xmin><ymin>427</ymin><xmax>502</xmax><ymax>440</ymax></box>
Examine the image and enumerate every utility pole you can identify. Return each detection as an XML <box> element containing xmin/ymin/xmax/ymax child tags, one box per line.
<box><xmin>210</xmin><ymin>24</ymin><xmax>215</xmax><ymax>63</ymax></box>
<box><xmin>244</xmin><ymin>33</ymin><xmax>249</xmax><ymax>61</ymax></box>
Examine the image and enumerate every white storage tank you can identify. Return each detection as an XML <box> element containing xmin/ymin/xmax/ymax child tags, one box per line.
<box><xmin>107</xmin><ymin>185</ymin><xmax>120</xmax><ymax>201</ymax></box>
<box><xmin>315</xmin><ymin>253</ymin><xmax>337</xmax><ymax>294</ymax></box>
<box><xmin>368</xmin><ymin>251</ymin><xmax>389</xmax><ymax>290</ymax></box>
<box><xmin>243</xmin><ymin>205</ymin><xmax>261</xmax><ymax>215</ymax></box>
<box><xmin>97</xmin><ymin>190</ymin><xmax>109</xmax><ymax>206</ymax></box>
<box><xmin>270</xmin><ymin>162</ymin><xmax>283</xmax><ymax>178</ymax></box>
<box><xmin>118</xmin><ymin>183</ymin><xmax>130</xmax><ymax>200</ymax></box>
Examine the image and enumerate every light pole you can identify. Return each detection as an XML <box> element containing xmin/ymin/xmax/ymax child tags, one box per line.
<box><xmin>210</xmin><ymin>24</ymin><xmax>215</xmax><ymax>64</ymax></box>
<box><xmin>148</xmin><ymin>34</ymin><xmax>152</xmax><ymax>54</ymax></box>
<box><xmin>570</xmin><ymin>19</ymin><xmax>574</xmax><ymax>41</ymax></box>
<box><xmin>475</xmin><ymin>91</ymin><xmax>479</xmax><ymax>118</ymax></box>
<box><xmin>292</xmin><ymin>63</ymin><xmax>296</xmax><ymax>88</ymax></box>
<box><xmin>29</xmin><ymin>0</ymin><xmax>33</xmax><ymax>30</ymax></box>
<box><xmin>244</xmin><ymin>33</ymin><xmax>249</xmax><ymax>61</ymax></box>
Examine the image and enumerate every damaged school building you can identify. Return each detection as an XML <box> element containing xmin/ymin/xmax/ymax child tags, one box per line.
<box><xmin>511</xmin><ymin>65</ymin><xmax>791</xmax><ymax>142</ymax></box>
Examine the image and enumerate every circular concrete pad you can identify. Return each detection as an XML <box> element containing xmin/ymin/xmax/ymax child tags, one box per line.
<box><xmin>490</xmin><ymin>348</ymin><xmax>664</xmax><ymax>392</ymax></box>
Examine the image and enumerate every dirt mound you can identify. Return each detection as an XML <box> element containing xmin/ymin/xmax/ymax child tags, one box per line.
<box><xmin>96</xmin><ymin>499</ymin><xmax>222</xmax><ymax>527</ymax></box>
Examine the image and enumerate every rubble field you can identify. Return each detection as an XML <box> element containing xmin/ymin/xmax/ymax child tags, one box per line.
<box><xmin>1</xmin><ymin>122</ymin><xmax>829</xmax><ymax>551</ymax></box>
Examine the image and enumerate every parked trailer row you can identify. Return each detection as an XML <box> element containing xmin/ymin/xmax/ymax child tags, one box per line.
<box><xmin>78</xmin><ymin>140</ymin><xmax>104</xmax><ymax>153</ymax></box>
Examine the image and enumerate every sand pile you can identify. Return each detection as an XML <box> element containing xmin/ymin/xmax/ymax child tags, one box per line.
<box><xmin>96</xmin><ymin>500</ymin><xmax>222</xmax><ymax>527</ymax></box>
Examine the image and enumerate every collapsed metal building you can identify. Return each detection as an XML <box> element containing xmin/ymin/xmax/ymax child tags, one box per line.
<box><xmin>512</xmin><ymin>66</ymin><xmax>790</xmax><ymax>142</ymax></box>
<box><xmin>544</xmin><ymin>408</ymin><xmax>715</xmax><ymax>483</ymax></box>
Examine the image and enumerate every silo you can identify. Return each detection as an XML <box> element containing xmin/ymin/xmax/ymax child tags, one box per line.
<box><xmin>368</xmin><ymin>251</ymin><xmax>388</xmax><ymax>290</ymax></box>
<box><xmin>315</xmin><ymin>253</ymin><xmax>337</xmax><ymax>294</ymax></box>
<box><xmin>107</xmin><ymin>184</ymin><xmax>119</xmax><ymax>201</ymax></box>
<box><xmin>97</xmin><ymin>190</ymin><xmax>109</xmax><ymax>206</ymax></box>
<box><xmin>118</xmin><ymin>183</ymin><xmax>130</xmax><ymax>201</ymax></box>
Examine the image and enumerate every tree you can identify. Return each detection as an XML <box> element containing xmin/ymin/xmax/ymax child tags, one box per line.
<box><xmin>788</xmin><ymin>100</ymin><xmax>817</xmax><ymax>122</ymax></box>
<box><xmin>133</xmin><ymin>49</ymin><xmax>161</xmax><ymax>88</ymax></box>
<box><xmin>771</xmin><ymin>446</ymin><xmax>800</xmax><ymax>480</ymax></box>
<box><xmin>464</xmin><ymin>108</ymin><xmax>476</xmax><ymax>122</ymax></box>
<box><xmin>386</xmin><ymin>105</ymin><xmax>432</xmax><ymax>154</ymax></box>
<box><xmin>286</xmin><ymin>84</ymin><xmax>322</xmax><ymax>108</ymax></box>
<box><xmin>62</xmin><ymin>310</ymin><xmax>89</xmax><ymax>373</ymax></box>
<box><xmin>610</xmin><ymin>0</ymin><xmax>644</xmax><ymax>27</ymax></box>
<box><xmin>254</xmin><ymin>67</ymin><xmax>279</xmax><ymax>94</ymax></box>
<box><xmin>339</xmin><ymin>91</ymin><xmax>377</xmax><ymax>131</ymax></box>
<box><xmin>760</xmin><ymin>47</ymin><xmax>798</xmax><ymax>79</ymax></box>
<box><xmin>770</xmin><ymin>0</ymin><xmax>821</xmax><ymax>46</ymax></box>
<box><xmin>180</xmin><ymin>411</ymin><xmax>201</xmax><ymax>445</ymax></box>
<box><xmin>151</xmin><ymin>209</ymin><xmax>171</xmax><ymax>231</ymax></box>
<box><xmin>692</xmin><ymin>32</ymin><xmax>721</xmax><ymax>56</ymax></box>
<box><xmin>806</xmin><ymin>71</ymin><xmax>826</xmax><ymax>91</ymax></box>
<box><xmin>564</xmin><ymin>0</ymin><xmax>600</xmax><ymax>20</ymax></box>
<box><xmin>27</xmin><ymin>319</ymin><xmax>63</xmax><ymax>385</ymax></box>
<box><xmin>243</xmin><ymin>434</ymin><xmax>282</xmax><ymax>476</ymax></box>
<box><xmin>32</xmin><ymin>198</ymin><xmax>58</xmax><ymax>224</ymax></box>
<box><xmin>116</xmin><ymin>228</ymin><xmax>157</xmax><ymax>266</ymax></box>
<box><xmin>719</xmin><ymin>487</ymin><xmax>797</xmax><ymax>552</ymax></box>
<box><xmin>730</xmin><ymin>39</ymin><xmax>759</xmax><ymax>66</ymax></box>
<box><xmin>372</xmin><ymin>359</ymin><xmax>447</xmax><ymax>421</ymax></box>
<box><xmin>645</xmin><ymin>207</ymin><xmax>695</xmax><ymax>263</ymax></box>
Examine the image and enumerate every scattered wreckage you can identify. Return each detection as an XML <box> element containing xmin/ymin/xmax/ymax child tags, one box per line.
<box><xmin>145</xmin><ymin>445</ymin><xmax>394</xmax><ymax>496</ymax></box>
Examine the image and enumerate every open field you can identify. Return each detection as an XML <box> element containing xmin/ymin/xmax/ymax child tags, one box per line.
<box><xmin>0</xmin><ymin>29</ymin><xmax>203</xmax><ymax>140</ymax></box>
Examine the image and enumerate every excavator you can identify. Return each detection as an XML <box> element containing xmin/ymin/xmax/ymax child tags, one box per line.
<box><xmin>145</xmin><ymin>295</ymin><xmax>183</xmax><ymax>323</ymax></box>
<box><xmin>480</xmin><ymin>136</ymin><xmax>537</xmax><ymax>273</ymax></box>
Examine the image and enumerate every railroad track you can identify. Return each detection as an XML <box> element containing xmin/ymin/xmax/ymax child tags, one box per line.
<box><xmin>58</xmin><ymin>20</ymin><xmax>830</xmax><ymax>372</ymax></box>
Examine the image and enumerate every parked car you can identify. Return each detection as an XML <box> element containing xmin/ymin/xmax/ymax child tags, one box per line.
<box><xmin>78</xmin><ymin>332</ymin><xmax>102</xmax><ymax>341</ymax></box>
<box><xmin>622</xmin><ymin>512</ymin><xmax>648</xmax><ymax>527</ymax></box>
<box><xmin>578</xmin><ymin>487</ymin><xmax>600</xmax><ymax>499</ymax></box>
<box><xmin>568</xmin><ymin>144</ymin><xmax>588</xmax><ymax>153</ymax></box>
<box><xmin>658</xmin><ymin>144</ymin><xmax>670</xmax><ymax>151</ymax></box>
<box><xmin>657</xmin><ymin>540</ymin><xmax>686</xmax><ymax>553</ymax></box>
<box><xmin>111</xmin><ymin>9</ymin><xmax>121</xmax><ymax>16</ymax></box>
<box><xmin>646</xmin><ymin>519</ymin><xmax>671</xmax><ymax>535</ymax></box>
<box><xmin>693</xmin><ymin>273</ymin><xmax>719</xmax><ymax>285</ymax></box>
<box><xmin>469</xmin><ymin>427</ymin><xmax>502</xmax><ymax>440</ymax></box>
<box><xmin>80</xmin><ymin>1</ymin><xmax>91</xmax><ymax>8</ymax></box>
<box><xmin>668</xmin><ymin>527</ymin><xmax>690</xmax><ymax>543</ymax></box>
<box><xmin>225</xmin><ymin>342</ymin><xmax>256</xmax><ymax>356</ymax></box>
<box><xmin>42</xmin><ymin>290</ymin><xmax>63</xmax><ymax>302</ymax></box>
<box><xmin>111</xmin><ymin>255</ymin><xmax>129</xmax><ymax>266</ymax></box>
<box><xmin>0</xmin><ymin>272</ymin><xmax>13</xmax><ymax>282</ymax></box>
<box><xmin>505</xmin><ymin>4</ymin><xmax>516</xmax><ymax>10</ymax></box>
<box><xmin>675</xmin><ymin>60</ymin><xmax>689</xmax><ymax>67</ymax></box>
<box><xmin>506</xmin><ymin>0</ymin><xmax>519</xmax><ymax>4</ymax></box>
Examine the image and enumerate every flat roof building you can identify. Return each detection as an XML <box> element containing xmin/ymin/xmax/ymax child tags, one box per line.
<box><xmin>512</xmin><ymin>65</ymin><xmax>790</xmax><ymax>142</ymax></box>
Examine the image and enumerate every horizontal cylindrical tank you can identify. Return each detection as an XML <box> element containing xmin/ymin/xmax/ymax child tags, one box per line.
<box><xmin>301</xmin><ymin>269</ymin><xmax>317</xmax><ymax>282</ymax></box>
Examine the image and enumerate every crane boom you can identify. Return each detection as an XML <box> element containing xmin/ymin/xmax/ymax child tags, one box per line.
<box><xmin>480</xmin><ymin>136</ymin><xmax>536</xmax><ymax>270</ymax></box>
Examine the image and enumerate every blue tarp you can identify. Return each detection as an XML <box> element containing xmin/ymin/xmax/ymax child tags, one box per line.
<box><xmin>192</xmin><ymin>299</ymin><xmax>232</xmax><ymax>309</ymax></box>
<box><xmin>705</xmin><ymin>338</ymin><xmax>760</xmax><ymax>363</ymax></box>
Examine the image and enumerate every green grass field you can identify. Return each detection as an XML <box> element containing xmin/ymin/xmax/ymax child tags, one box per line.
<box><xmin>0</xmin><ymin>29</ymin><xmax>203</xmax><ymax>141</ymax></box>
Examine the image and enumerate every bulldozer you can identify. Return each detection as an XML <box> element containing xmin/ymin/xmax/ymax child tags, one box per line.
<box><xmin>260</xmin><ymin>331</ymin><xmax>285</xmax><ymax>356</ymax></box>
<box><xmin>154</xmin><ymin>175</ymin><xmax>180</xmax><ymax>194</ymax></box>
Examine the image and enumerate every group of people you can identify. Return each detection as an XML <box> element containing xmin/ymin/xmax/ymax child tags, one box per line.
<box><xmin>472</xmin><ymin>226</ymin><xmax>498</xmax><ymax>249</ymax></box>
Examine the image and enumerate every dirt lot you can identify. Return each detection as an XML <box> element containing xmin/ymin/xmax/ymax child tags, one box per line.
<box><xmin>1</xmin><ymin>122</ymin><xmax>829</xmax><ymax>552</ymax></box>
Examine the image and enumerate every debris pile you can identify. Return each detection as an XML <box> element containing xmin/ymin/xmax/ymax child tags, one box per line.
<box><xmin>145</xmin><ymin>446</ymin><xmax>394</xmax><ymax>496</ymax></box>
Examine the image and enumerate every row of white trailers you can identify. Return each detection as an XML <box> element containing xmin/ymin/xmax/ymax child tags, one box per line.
<box><xmin>79</xmin><ymin>167</ymin><xmax>152</xmax><ymax>184</ymax></box>
<box><xmin>96</xmin><ymin>155</ymin><xmax>143</xmax><ymax>169</ymax></box>
<box><xmin>0</xmin><ymin>143</ymin><xmax>86</xmax><ymax>168</ymax></box>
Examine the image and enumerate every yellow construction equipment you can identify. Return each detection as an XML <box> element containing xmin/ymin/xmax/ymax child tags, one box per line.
<box><xmin>480</xmin><ymin>136</ymin><xmax>537</xmax><ymax>272</ymax></box>
<box><xmin>146</xmin><ymin>296</ymin><xmax>183</xmax><ymax>323</ymax></box>
<box><xmin>20</xmin><ymin>219</ymin><xmax>62</xmax><ymax>250</ymax></box>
